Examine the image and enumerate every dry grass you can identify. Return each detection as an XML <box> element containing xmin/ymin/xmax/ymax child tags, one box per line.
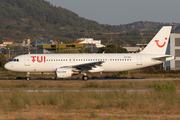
<box><xmin>0</xmin><ymin>90</ymin><xmax>180</xmax><ymax>119</ymax></box>
<box><xmin>0</xmin><ymin>80</ymin><xmax>179</xmax><ymax>89</ymax></box>
<box><xmin>1</xmin><ymin>70</ymin><xmax>180</xmax><ymax>80</ymax></box>
<box><xmin>1</xmin><ymin>70</ymin><xmax>180</xmax><ymax>119</ymax></box>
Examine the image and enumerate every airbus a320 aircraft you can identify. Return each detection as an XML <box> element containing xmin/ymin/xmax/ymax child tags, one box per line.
<box><xmin>5</xmin><ymin>26</ymin><xmax>175</xmax><ymax>81</ymax></box>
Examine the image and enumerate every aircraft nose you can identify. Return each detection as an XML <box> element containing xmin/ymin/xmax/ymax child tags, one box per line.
<box><xmin>4</xmin><ymin>63</ymin><xmax>11</xmax><ymax>70</ymax></box>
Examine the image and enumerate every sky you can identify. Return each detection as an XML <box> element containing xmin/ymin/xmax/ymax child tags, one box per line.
<box><xmin>46</xmin><ymin>0</ymin><xmax>180</xmax><ymax>25</ymax></box>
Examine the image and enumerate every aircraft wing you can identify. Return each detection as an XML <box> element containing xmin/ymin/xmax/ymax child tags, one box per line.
<box><xmin>62</xmin><ymin>61</ymin><xmax>104</xmax><ymax>70</ymax></box>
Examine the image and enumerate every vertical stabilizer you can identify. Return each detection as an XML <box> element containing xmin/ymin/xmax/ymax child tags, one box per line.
<box><xmin>140</xmin><ymin>26</ymin><xmax>172</xmax><ymax>54</ymax></box>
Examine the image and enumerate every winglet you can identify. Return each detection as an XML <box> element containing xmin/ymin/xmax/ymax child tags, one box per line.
<box><xmin>140</xmin><ymin>26</ymin><xmax>172</xmax><ymax>54</ymax></box>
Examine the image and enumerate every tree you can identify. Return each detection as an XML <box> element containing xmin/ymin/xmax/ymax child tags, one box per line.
<box><xmin>0</xmin><ymin>53</ymin><xmax>8</xmax><ymax>68</ymax></box>
<box><xmin>84</xmin><ymin>48</ymin><xmax>91</xmax><ymax>53</ymax></box>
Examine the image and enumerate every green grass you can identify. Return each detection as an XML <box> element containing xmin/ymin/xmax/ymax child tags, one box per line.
<box><xmin>154</xmin><ymin>82</ymin><xmax>176</xmax><ymax>91</ymax></box>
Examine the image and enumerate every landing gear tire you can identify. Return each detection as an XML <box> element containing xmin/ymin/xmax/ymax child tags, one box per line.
<box><xmin>82</xmin><ymin>76</ymin><xmax>88</xmax><ymax>81</ymax></box>
<box><xmin>26</xmin><ymin>77</ymin><xmax>30</xmax><ymax>81</ymax></box>
<box><xmin>26</xmin><ymin>72</ymin><xmax>30</xmax><ymax>81</ymax></box>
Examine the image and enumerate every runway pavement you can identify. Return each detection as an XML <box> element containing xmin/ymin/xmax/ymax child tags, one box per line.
<box><xmin>0</xmin><ymin>88</ymin><xmax>154</xmax><ymax>92</ymax></box>
<box><xmin>0</xmin><ymin>88</ymin><xmax>180</xmax><ymax>92</ymax></box>
<box><xmin>0</xmin><ymin>78</ymin><xmax>180</xmax><ymax>81</ymax></box>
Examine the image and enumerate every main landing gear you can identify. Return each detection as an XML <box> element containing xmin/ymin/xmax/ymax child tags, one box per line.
<box><xmin>82</xmin><ymin>75</ymin><xmax>88</xmax><ymax>81</ymax></box>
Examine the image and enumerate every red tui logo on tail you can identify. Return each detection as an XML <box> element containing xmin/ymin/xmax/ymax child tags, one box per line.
<box><xmin>155</xmin><ymin>37</ymin><xmax>167</xmax><ymax>48</ymax></box>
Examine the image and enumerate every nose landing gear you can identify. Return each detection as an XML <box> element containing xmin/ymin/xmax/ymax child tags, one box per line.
<box><xmin>26</xmin><ymin>72</ymin><xmax>30</xmax><ymax>81</ymax></box>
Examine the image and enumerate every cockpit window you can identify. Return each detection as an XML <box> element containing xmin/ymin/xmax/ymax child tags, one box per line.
<box><xmin>12</xmin><ymin>59</ymin><xmax>19</xmax><ymax>62</ymax></box>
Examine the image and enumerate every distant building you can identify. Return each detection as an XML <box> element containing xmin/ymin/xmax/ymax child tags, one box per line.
<box><xmin>72</xmin><ymin>38</ymin><xmax>105</xmax><ymax>48</ymax></box>
<box><xmin>0</xmin><ymin>49</ymin><xmax>3</xmax><ymax>53</ymax></box>
<box><xmin>31</xmin><ymin>41</ymin><xmax>53</xmax><ymax>47</ymax></box>
<box><xmin>136</xmin><ymin>43</ymin><xmax>148</xmax><ymax>49</ymax></box>
<box><xmin>72</xmin><ymin>38</ymin><xmax>105</xmax><ymax>52</ymax></box>
<box><xmin>3</xmin><ymin>41</ymin><xmax>14</xmax><ymax>46</ymax></box>
<box><xmin>123</xmin><ymin>47</ymin><xmax>141</xmax><ymax>53</ymax></box>
<box><xmin>0</xmin><ymin>44</ymin><xmax>4</xmax><ymax>48</ymax></box>
<box><xmin>11</xmin><ymin>43</ymin><xmax>22</xmax><ymax>46</ymax></box>
<box><xmin>164</xmin><ymin>33</ymin><xmax>180</xmax><ymax>70</ymax></box>
<box><xmin>5</xmin><ymin>49</ymin><xmax>50</xmax><ymax>55</ymax></box>
<box><xmin>40</xmin><ymin>43</ymin><xmax>83</xmax><ymax>49</ymax></box>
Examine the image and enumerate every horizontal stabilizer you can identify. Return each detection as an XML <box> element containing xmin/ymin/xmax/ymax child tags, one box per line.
<box><xmin>152</xmin><ymin>55</ymin><xmax>175</xmax><ymax>62</ymax></box>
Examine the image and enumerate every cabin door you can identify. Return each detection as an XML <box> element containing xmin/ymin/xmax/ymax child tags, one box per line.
<box><xmin>24</xmin><ymin>56</ymin><xmax>30</xmax><ymax>66</ymax></box>
<box><xmin>137</xmin><ymin>55</ymin><xmax>142</xmax><ymax>65</ymax></box>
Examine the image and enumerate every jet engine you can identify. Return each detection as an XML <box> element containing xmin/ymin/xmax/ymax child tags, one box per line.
<box><xmin>56</xmin><ymin>68</ymin><xmax>72</xmax><ymax>78</ymax></box>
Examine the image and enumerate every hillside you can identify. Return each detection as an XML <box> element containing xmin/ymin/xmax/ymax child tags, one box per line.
<box><xmin>0</xmin><ymin>0</ymin><xmax>121</xmax><ymax>32</ymax></box>
<box><xmin>0</xmin><ymin>0</ymin><xmax>180</xmax><ymax>47</ymax></box>
<box><xmin>118</xmin><ymin>21</ymin><xmax>180</xmax><ymax>32</ymax></box>
<box><xmin>0</xmin><ymin>0</ymin><xmax>121</xmax><ymax>43</ymax></box>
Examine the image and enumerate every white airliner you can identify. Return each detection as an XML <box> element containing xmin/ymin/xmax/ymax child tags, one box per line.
<box><xmin>5</xmin><ymin>26</ymin><xmax>175</xmax><ymax>80</ymax></box>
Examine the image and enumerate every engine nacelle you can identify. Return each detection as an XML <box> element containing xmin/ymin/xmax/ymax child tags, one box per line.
<box><xmin>56</xmin><ymin>68</ymin><xmax>72</xmax><ymax>78</ymax></box>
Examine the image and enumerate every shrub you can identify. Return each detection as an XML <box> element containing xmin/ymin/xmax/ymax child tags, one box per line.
<box><xmin>154</xmin><ymin>82</ymin><xmax>176</xmax><ymax>91</ymax></box>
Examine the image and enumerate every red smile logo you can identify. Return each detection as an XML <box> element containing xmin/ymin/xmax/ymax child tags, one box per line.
<box><xmin>155</xmin><ymin>37</ymin><xmax>167</xmax><ymax>48</ymax></box>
